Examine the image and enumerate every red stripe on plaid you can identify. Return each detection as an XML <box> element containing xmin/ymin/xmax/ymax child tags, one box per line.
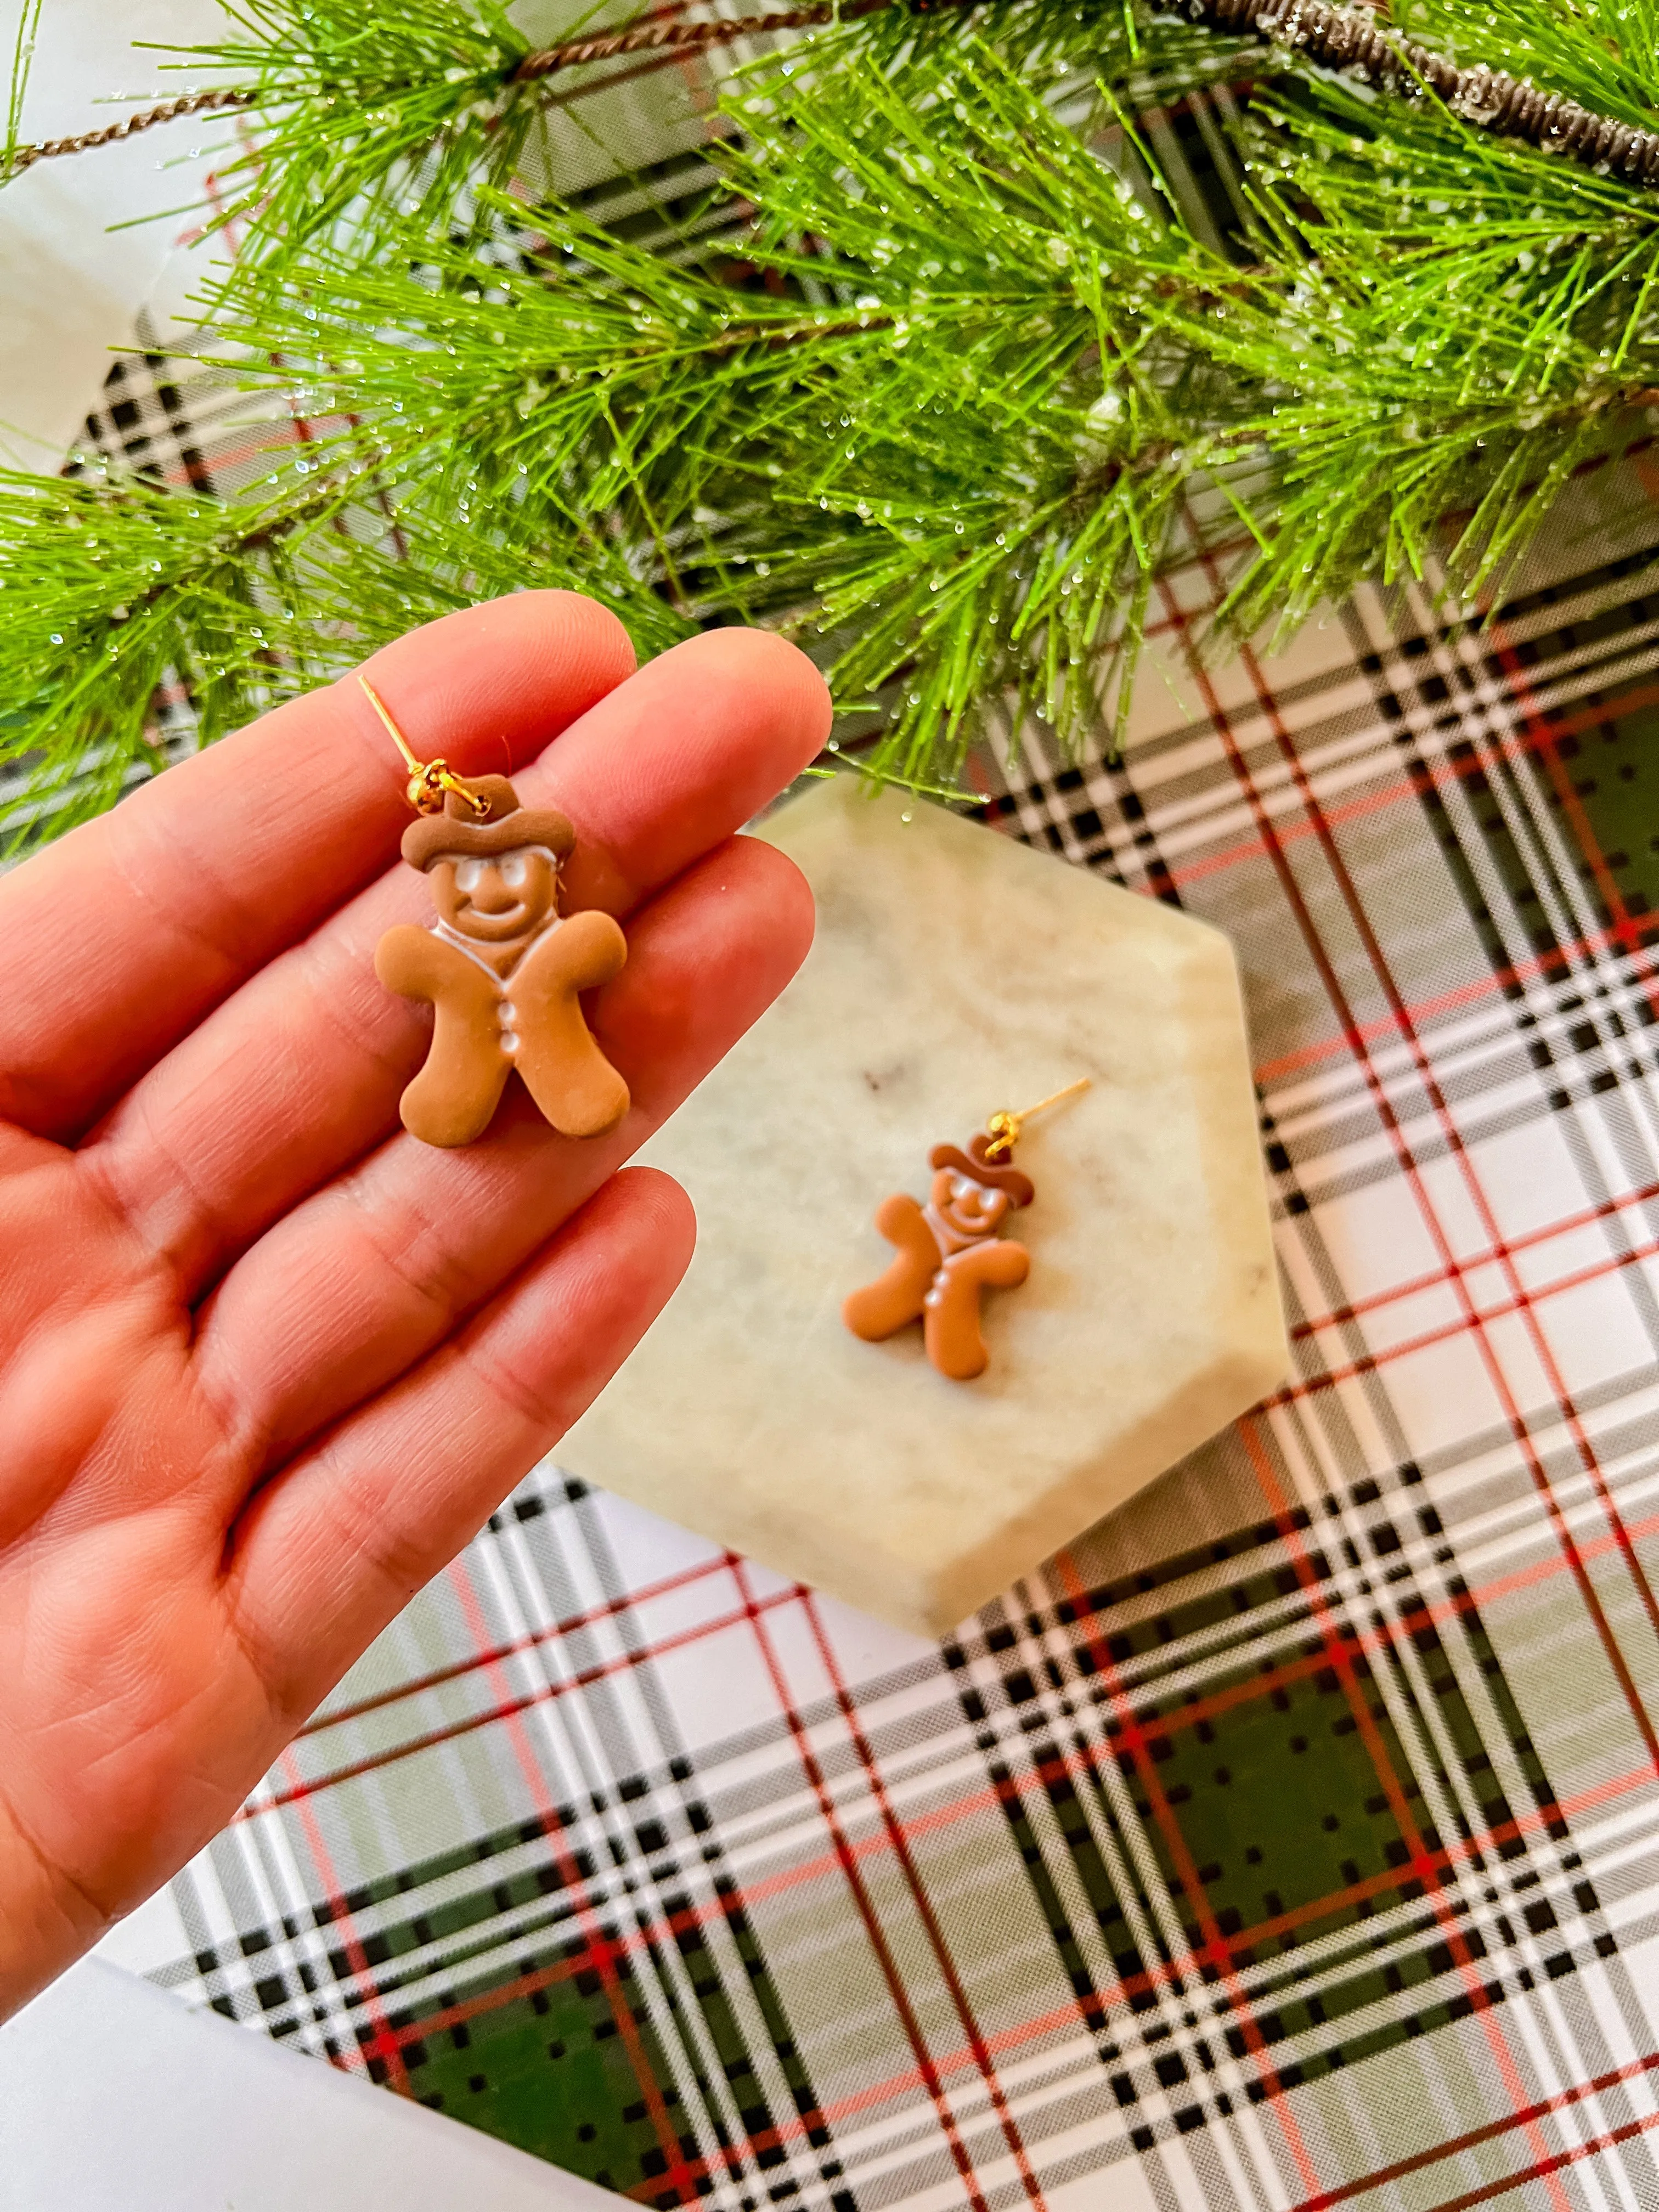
<box><xmin>1254</xmin><ymin>617</ymin><xmax>1659</xmax><ymax>1674</ymax></box>
<box><xmin>1108</xmin><ymin>1502</ymin><xmax>1659</xmax><ymax>1765</ymax></box>
<box><xmin>800</xmin><ymin>1586</ymin><xmax>1053</xmax><ymax>2210</ymax></box>
<box><xmin>254</xmin><ymin>1492</ymin><xmax>1659</xmax><ymax>2052</ymax></box>
<box><xmin>927</xmin><ymin>1747</ymin><xmax>1647</xmax><ymax>2030</ymax></box>
<box><xmin>296</xmin><ymin>1550</ymin><xmax>732</xmax><ymax>1741</ymax></box>
<box><xmin>341</xmin><ymin>1729</ymin><xmax>1652</xmax><ymax>2081</ymax></box>
<box><xmin>1254</xmin><ymin>913</ymin><xmax>1659</xmax><ymax>1087</ymax></box>
<box><xmin>1294</xmin><ymin>2045</ymin><xmax>1659</xmax><ymax>2212</ymax></box>
<box><xmin>331</xmin><ymin>1678</ymin><xmax>1654</xmax><ymax>2164</ymax></box>
<box><xmin>1156</xmin><ymin>573</ymin><xmax>1659</xmax><ymax>1790</ymax></box>
<box><xmin>1237</xmin><ymin>1419</ymin><xmax>1578</xmax><ymax>2212</ymax></box>
<box><xmin>1348</xmin><ymin>2101</ymin><xmax>1659</xmax><ymax>2212</ymax></box>
<box><xmin>1051</xmin><ymin>1546</ymin><xmax>1325</xmax><ymax>2196</ymax></box>
<box><xmin>730</xmin><ymin>1566</ymin><xmax>1006</xmax><ymax>2212</ymax></box>
<box><xmin>1276</xmin><ymin>1216</ymin><xmax>1659</xmax><ymax>1402</ymax></box>
<box><xmin>309</xmin><ymin>1625</ymin><xmax>1659</xmax><ymax>2188</ymax></box>
<box><xmin>242</xmin><ymin>1585</ymin><xmax>801</xmax><ymax>1816</ymax></box>
<box><xmin>364</xmin><ymin>1571</ymin><xmax>1592</xmax><ymax>2185</ymax></box>
<box><xmin>1221</xmin><ymin>665</ymin><xmax>1659</xmax><ymax>1085</ymax></box>
<box><xmin>1154</xmin><ymin>675</ymin><xmax>1659</xmax><ymax>903</ymax></box>
<box><xmin>285</xmin><ymin>1455</ymin><xmax>1659</xmax><ymax>1840</ymax></box>
<box><xmin>1289</xmin><ymin>1175</ymin><xmax>1659</xmax><ymax>1344</ymax></box>
<box><xmin>269</xmin><ymin>1745</ymin><xmax>411</xmax><ymax>2094</ymax></box>
<box><xmin>442</xmin><ymin>1555</ymin><xmax>697</xmax><ymax>2202</ymax></box>
<box><xmin>1156</xmin><ymin>733</ymin><xmax>1451</xmax><ymax>893</ymax></box>
<box><xmin>1491</xmin><ymin>629</ymin><xmax>1659</xmax><ymax>994</ymax></box>
<box><xmin>1161</xmin><ymin>578</ymin><xmax>1587</xmax><ymax>2200</ymax></box>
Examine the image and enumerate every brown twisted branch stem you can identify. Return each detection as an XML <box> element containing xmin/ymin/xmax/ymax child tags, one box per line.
<box><xmin>509</xmin><ymin>0</ymin><xmax>953</xmax><ymax>77</ymax></box>
<box><xmin>1191</xmin><ymin>0</ymin><xmax>1659</xmax><ymax>183</ymax></box>
<box><xmin>5</xmin><ymin>84</ymin><xmax>258</xmax><ymax>174</ymax></box>
<box><xmin>6</xmin><ymin>0</ymin><xmax>1659</xmax><ymax>189</ymax></box>
<box><xmin>0</xmin><ymin>3</ymin><xmax>951</xmax><ymax>176</ymax></box>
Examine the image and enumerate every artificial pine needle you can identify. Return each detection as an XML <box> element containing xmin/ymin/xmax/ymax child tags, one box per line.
<box><xmin>4</xmin><ymin>0</ymin><xmax>1659</xmax><ymax>847</ymax></box>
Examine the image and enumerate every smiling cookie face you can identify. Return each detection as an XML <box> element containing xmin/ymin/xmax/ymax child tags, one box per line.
<box><xmin>429</xmin><ymin>847</ymin><xmax>558</xmax><ymax>945</ymax></box>
<box><xmin>931</xmin><ymin>1167</ymin><xmax>1009</xmax><ymax>1239</ymax></box>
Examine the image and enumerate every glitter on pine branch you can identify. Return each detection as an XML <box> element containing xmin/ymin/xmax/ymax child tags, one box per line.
<box><xmin>4</xmin><ymin>0</ymin><xmax>1659</xmax><ymax>839</ymax></box>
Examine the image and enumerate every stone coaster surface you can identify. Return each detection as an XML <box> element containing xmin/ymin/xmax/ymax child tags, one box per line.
<box><xmin>560</xmin><ymin>776</ymin><xmax>1288</xmax><ymax>1635</ymax></box>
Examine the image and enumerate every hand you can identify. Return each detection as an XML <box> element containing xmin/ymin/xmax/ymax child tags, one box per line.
<box><xmin>0</xmin><ymin>594</ymin><xmax>827</xmax><ymax>2018</ymax></box>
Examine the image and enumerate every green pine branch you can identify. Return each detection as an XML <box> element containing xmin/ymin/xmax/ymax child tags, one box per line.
<box><xmin>5</xmin><ymin>0</ymin><xmax>1659</xmax><ymax>845</ymax></box>
<box><xmin>144</xmin><ymin>0</ymin><xmax>545</xmax><ymax>278</ymax></box>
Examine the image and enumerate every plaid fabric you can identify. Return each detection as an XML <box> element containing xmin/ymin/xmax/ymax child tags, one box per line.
<box><xmin>72</xmin><ymin>63</ymin><xmax>1659</xmax><ymax>2212</ymax></box>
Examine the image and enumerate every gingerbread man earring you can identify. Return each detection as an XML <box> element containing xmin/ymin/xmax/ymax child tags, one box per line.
<box><xmin>844</xmin><ymin>1081</ymin><xmax>1089</xmax><ymax>1381</ymax></box>
<box><xmin>364</xmin><ymin>678</ymin><xmax>630</xmax><ymax>1149</ymax></box>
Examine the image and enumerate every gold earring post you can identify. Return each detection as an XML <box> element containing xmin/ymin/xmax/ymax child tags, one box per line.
<box><xmin>983</xmin><ymin>1076</ymin><xmax>1091</xmax><ymax>1160</ymax></box>
<box><xmin>358</xmin><ymin>674</ymin><xmax>489</xmax><ymax>819</ymax></box>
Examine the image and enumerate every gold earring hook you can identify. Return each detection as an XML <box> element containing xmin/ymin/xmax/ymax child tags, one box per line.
<box><xmin>358</xmin><ymin>675</ymin><xmax>490</xmax><ymax>820</ymax></box>
<box><xmin>982</xmin><ymin>1077</ymin><xmax>1091</xmax><ymax>1161</ymax></box>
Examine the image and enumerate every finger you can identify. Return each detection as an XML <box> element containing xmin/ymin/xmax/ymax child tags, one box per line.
<box><xmin>90</xmin><ymin>627</ymin><xmax>830</xmax><ymax>1301</ymax></box>
<box><xmin>0</xmin><ymin>592</ymin><xmax>637</xmax><ymax>1142</ymax></box>
<box><xmin>191</xmin><ymin>837</ymin><xmax>810</xmax><ymax>1480</ymax></box>
<box><xmin>224</xmin><ymin>1166</ymin><xmax>695</xmax><ymax>1721</ymax></box>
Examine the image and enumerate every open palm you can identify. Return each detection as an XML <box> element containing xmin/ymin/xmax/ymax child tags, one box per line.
<box><xmin>0</xmin><ymin>594</ymin><xmax>826</xmax><ymax>2017</ymax></box>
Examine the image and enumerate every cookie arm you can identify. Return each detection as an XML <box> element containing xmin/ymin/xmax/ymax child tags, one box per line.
<box><xmin>375</xmin><ymin>922</ymin><xmax>452</xmax><ymax>1000</ymax></box>
<box><xmin>843</xmin><ymin>1194</ymin><xmax>938</xmax><ymax>1342</ymax></box>
<box><xmin>543</xmin><ymin>907</ymin><xmax>628</xmax><ymax>992</ymax></box>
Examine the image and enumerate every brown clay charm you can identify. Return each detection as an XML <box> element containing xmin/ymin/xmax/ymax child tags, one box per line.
<box><xmin>844</xmin><ymin>1132</ymin><xmax>1034</xmax><ymax>1381</ymax></box>
<box><xmin>375</xmin><ymin>775</ymin><xmax>629</xmax><ymax>1148</ymax></box>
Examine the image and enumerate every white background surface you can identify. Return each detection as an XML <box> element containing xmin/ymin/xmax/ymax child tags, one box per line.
<box><xmin>0</xmin><ymin>0</ymin><xmax>228</xmax><ymax>465</ymax></box>
<box><xmin>1</xmin><ymin>1957</ymin><xmax>616</xmax><ymax>2210</ymax></box>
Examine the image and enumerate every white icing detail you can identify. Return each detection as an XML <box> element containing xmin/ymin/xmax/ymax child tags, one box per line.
<box><xmin>427</xmin><ymin>843</ymin><xmax>560</xmax><ymax>878</ymax></box>
<box><xmin>430</xmin><ymin>916</ymin><xmax>557</xmax><ymax>986</ymax></box>
<box><xmin>923</xmin><ymin>1201</ymin><xmax>993</xmax><ymax>1263</ymax></box>
<box><xmin>417</xmin><ymin>921</ymin><xmax>566</xmax><ymax>1064</ymax></box>
<box><xmin>923</xmin><ymin>1289</ymin><xmax>942</xmax><ymax>1308</ymax></box>
<box><xmin>430</xmin><ymin>921</ymin><xmax>509</xmax><ymax>981</ymax></box>
<box><xmin>501</xmin><ymin>853</ymin><xmax>529</xmax><ymax>889</ymax></box>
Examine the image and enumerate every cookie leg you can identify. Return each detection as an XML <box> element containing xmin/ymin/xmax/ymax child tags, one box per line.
<box><xmin>398</xmin><ymin>1030</ymin><xmax>511</xmax><ymax>1148</ymax></box>
<box><xmin>376</xmin><ymin>923</ymin><xmax>510</xmax><ymax>1148</ymax></box>
<box><xmin>515</xmin><ymin>912</ymin><xmax>631</xmax><ymax>1138</ymax></box>
<box><xmin>924</xmin><ymin>1283</ymin><xmax>990</xmax><ymax>1380</ymax></box>
<box><xmin>923</xmin><ymin>1240</ymin><xmax>1029</xmax><ymax>1380</ymax></box>
<box><xmin>522</xmin><ymin>1002</ymin><xmax>629</xmax><ymax>1137</ymax></box>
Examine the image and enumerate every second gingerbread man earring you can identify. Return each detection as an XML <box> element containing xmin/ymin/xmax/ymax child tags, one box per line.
<box><xmin>843</xmin><ymin>1081</ymin><xmax>1088</xmax><ymax>1381</ymax></box>
<box><xmin>364</xmin><ymin>678</ymin><xmax>630</xmax><ymax>1148</ymax></box>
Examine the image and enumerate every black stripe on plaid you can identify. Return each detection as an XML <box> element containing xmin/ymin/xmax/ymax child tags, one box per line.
<box><xmin>944</xmin><ymin>1463</ymin><xmax>1650</xmax><ymax>2204</ymax></box>
<box><xmin>963</xmin><ymin>483</ymin><xmax>1659</xmax><ymax>2205</ymax></box>
<box><xmin>170</xmin><ymin>1466</ymin><xmax>845</xmax><ymax>2208</ymax></box>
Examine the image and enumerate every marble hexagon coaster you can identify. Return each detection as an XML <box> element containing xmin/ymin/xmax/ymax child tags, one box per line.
<box><xmin>560</xmin><ymin>775</ymin><xmax>1289</xmax><ymax>1638</ymax></box>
